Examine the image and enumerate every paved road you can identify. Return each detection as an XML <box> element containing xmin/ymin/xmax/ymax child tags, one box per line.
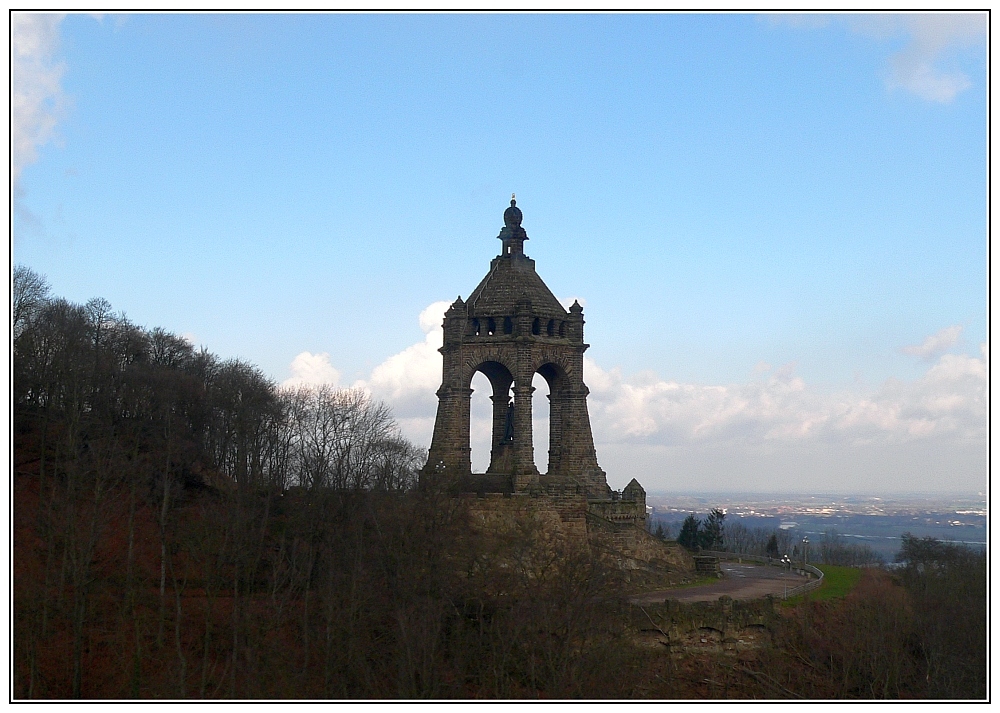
<box><xmin>630</xmin><ymin>563</ymin><xmax>810</xmax><ymax>605</ymax></box>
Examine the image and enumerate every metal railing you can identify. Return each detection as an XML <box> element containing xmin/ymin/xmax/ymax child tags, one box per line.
<box><xmin>785</xmin><ymin>564</ymin><xmax>824</xmax><ymax>598</ymax></box>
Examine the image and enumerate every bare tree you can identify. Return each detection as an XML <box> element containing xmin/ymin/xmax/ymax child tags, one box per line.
<box><xmin>283</xmin><ymin>385</ymin><xmax>419</xmax><ymax>493</ymax></box>
<box><xmin>13</xmin><ymin>264</ymin><xmax>50</xmax><ymax>338</ymax></box>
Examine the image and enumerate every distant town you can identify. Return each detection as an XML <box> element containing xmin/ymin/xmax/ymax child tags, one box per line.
<box><xmin>646</xmin><ymin>492</ymin><xmax>986</xmax><ymax>559</ymax></box>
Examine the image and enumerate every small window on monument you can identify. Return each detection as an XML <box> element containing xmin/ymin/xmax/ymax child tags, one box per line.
<box><xmin>487</xmin><ymin>318</ymin><xmax>496</xmax><ymax>336</ymax></box>
<box><xmin>471</xmin><ymin>318</ymin><xmax>480</xmax><ymax>336</ymax></box>
<box><xmin>559</xmin><ymin>321</ymin><xmax>566</xmax><ymax>337</ymax></box>
<box><xmin>503</xmin><ymin>317</ymin><xmax>513</xmax><ymax>334</ymax></box>
<box><xmin>532</xmin><ymin>318</ymin><xmax>540</xmax><ymax>335</ymax></box>
<box><xmin>547</xmin><ymin>319</ymin><xmax>555</xmax><ymax>336</ymax></box>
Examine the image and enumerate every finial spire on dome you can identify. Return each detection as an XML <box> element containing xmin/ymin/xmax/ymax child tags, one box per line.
<box><xmin>499</xmin><ymin>196</ymin><xmax>528</xmax><ymax>255</ymax></box>
<box><xmin>504</xmin><ymin>195</ymin><xmax>523</xmax><ymax>229</ymax></box>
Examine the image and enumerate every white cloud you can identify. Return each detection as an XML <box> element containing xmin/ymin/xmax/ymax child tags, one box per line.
<box><xmin>862</xmin><ymin>14</ymin><xmax>987</xmax><ymax>103</ymax></box>
<box><xmin>773</xmin><ymin>12</ymin><xmax>986</xmax><ymax>103</ymax></box>
<box><xmin>902</xmin><ymin>324</ymin><xmax>963</xmax><ymax>360</ymax></box>
<box><xmin>282</xmin><ymin>303</ymin><xmax>986</xmax><ymax>491</ymax></box>
<box><xmin>280</xmin><ymin>301</ymin><xmax>449</xmax><ymax>447</ymax></box>
<box><xmin>281</xmin><ymin>351</ymin><xmax>341</xmax><ymax>389</ymax></box>
<box><xmin>356</xmin><ymin>300</ymin><xmax>450</xmax><ymax>417</ymax></box>
<box><xmin>12</xmin><ymin>13</ymin><xmax>67</xmax><ymax>184</ymax></box>
<box><xmin>357</xmin><ymin>304</ymin><xmax>985</xmax><ymax>456</ymax></box>
<box><xmin>584</xmin><ymin>345</ymin><xmax>986</xmax><ymax>449</ymax></box>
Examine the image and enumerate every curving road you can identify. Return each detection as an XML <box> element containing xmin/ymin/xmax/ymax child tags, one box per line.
<box><xmin>631</xmin><ymin>563</ymin><xmax>810</xmax><ymax>605</ymax></box>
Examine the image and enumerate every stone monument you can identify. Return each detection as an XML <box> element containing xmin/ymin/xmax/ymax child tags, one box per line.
<box><xmin>421</xmin><ymin>197</ymin><xmax>646</xmax><ymax>528</ymax></box>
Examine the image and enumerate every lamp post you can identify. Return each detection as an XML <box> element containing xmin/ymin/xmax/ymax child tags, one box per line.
<box><xmin>802</xmin><ymin>536</ymin><xmax>809</xmax><ymax>566</ymax></box>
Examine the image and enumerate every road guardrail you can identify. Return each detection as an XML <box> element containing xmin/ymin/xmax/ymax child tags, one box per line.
<box><xmin>698</xmin><ymin>550</ymin><xmax>825</xmax><ymax>599</ymax></box>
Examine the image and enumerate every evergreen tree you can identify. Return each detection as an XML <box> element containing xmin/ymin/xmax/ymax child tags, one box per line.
<box><xmin>677</xmin><ymin>514</ymin><xmax>701</xmax><ymax>550</ymax></box>
<box><xmin>766</xmin><ymin>533</ymin><xmax>780</xmax><ymax>558</ymax></box>
<box><xmin>699</xmin><ymin>508</ymin><xmax>725</xmax><ymax>550</ymax></box>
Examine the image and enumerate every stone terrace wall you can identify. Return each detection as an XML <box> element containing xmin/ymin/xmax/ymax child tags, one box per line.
<box><xmin>457</xmin><ymin>490</ymin><xmax>694</xmax><ymax>588</ymax></box>
<box><xmin>587</xmin><ymin>513</ymin><xmax>694</xmax><ymax>587</ymax></box>
<box><xmin>462</xmin><ymin>491</ymin><xmax>590</xmax><ymax>546</ymax></box>
<box><xmin>634</xmin><ymin>596</ymin><xmax>779</xmax><ymax>656</ymax></box>
<box><xmin>587</xmin><ymin>498</ymin><xmax>646</xmax><ymax>526</ymax></box>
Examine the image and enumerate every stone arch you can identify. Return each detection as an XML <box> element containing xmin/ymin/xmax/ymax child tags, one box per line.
<box><xmin>531</xmin><ymin>352</ymin><xmax>577</xmax><ymax>382</ymax></box>
<box><xmin>535</xmin><ymin>361</ymin><xmax>570</xmax><ymax>476</ymax></box>
<box><xmin>468</xmin><ymin>359</ymin><xmax>514</xmax><ymax>392</ymax></box>
<box><xmin>536</xmin><ymin>360</ymin><xmax>568</xmax><ymax>389</ymax></box>
<box><xmin>469</xmin><ymin>371</ymin><xmax>493</xmax><ymax>472</ymax></box>
<box><xmin>530</xmin><ymin>372</ymin><xmax>550</xmax><ymax>473</ymax></box>
<box><xmin>460</xmin><ymin>351</ymin><xmax>517</xmax><ymax>390</ymax></box>
<box><xmin>466</xmin><ymin>359</ymin><xmax>516</xmax><ymax>475</ymax></box>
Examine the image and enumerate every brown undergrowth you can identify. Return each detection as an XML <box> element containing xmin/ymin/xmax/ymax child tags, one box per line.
<box><xmin>15</xmin><ymin>452</ymin><xmax>982</xmax><ymax>700</ymax></box>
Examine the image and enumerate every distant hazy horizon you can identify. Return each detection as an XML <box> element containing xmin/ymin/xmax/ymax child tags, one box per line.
<box><xmin>13</xmin><ymin>13</ymin><xmax>987</xmax><ymax>494</ymax></box>
<box><xmin>645</xmin><ymin>490</ymin><xmax>986</xmax><ymax>559</ymax></box>
<box><xmin>644</xmin><ymin>490</ymin><xmax>986</xmax><ymax>499</ymax></box>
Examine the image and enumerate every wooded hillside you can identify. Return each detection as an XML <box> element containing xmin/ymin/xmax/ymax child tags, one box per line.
<box><xmin>12</xmin><ymin>266</ymin><xmax>986</xmax><ymax>699</ymax></box>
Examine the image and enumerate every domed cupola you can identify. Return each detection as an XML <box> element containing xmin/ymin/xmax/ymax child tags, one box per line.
<box><xmin>466</xmin><ymin>196</ymin><xmax>567</xmax><ymax>321</ymax></box>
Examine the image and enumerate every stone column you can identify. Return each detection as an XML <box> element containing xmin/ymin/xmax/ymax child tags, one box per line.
<box><xmin>546</xmin><ymin>389</ymin><xmax>564</xmax><ymax>476</ymax></box>
<box><xmin>489</xmin><ymin>393</ymin><xmax>509</xmax><ymax>453</ymax></box>
<box><xmin>453</xmin><ymin>386</ymin><xmax>473</xmax><ymax>472</ymax></box>
<box><xmin>559</xmin><ymin>383</ymin><xmax>606</xmax><ymax>496</ymax></box>
<box><xmin>488</xmin><ymin>387</ymin><xmax>512</xmax><ymax>473</ymax></box>
<box><xmin>423</xmin><ymin>385</ymin><xmax>473</xmax><ymax>480</ymax></box>
<box><xmin>511</xmin><ymin>382</ymin><xmax>538</xmax><ymax>490</ymax></box>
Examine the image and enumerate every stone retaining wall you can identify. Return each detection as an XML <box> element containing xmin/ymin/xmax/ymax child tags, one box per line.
<box><xmin>458</xmin><ymin>491</ymin><xmax>694</xmax><ymax>587</ymax></box>
<box><xmin>586</xmin><ymin>512</ymin><xmax>694</xmax><ymax>586</ymax></box>
<box><xmin>634</xmin><ymin>596</ymin><xmax>779</xmax><ymax>655</ymax></box>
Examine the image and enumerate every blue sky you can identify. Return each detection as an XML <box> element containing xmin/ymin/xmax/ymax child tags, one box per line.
<box><xmin>13</xmin><ymin>13</ymin><xmax>987</xmax><ymax>493</ymax></box>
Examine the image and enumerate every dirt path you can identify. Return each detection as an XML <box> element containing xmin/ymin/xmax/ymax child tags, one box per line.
<box><xmin>631</xmin><ymin>563</ymin><xmax>811</xmax><ymax>604</ymax></box>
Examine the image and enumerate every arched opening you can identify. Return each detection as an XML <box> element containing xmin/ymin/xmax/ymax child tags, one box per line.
<box><xmin>468</xmin><ymin>360</ymin><xmax>514</xmax><ymax>475</ymax></box>
<box><xmin>469</xmin><ymin>371</ymin><xmax>493</xmax><ymax>473</ymax></box>
<box><xmin>470</xmin><ymin>318</ymin><xmax>480</xmax><ymax>336</ymax></box>
<box><xmin>532</xmin><ymin>372</ymin><xmax>549</xmax><ymax>474</ymax></box>
<box><xmin>558</xmin><ymin>321</ymin><xmax>566</xmax><ymax>337</ymax></box>
<box><xmin>546</xmin><ymin>319</ymin><xmax>555</xmax><ymax>336</ymax></box>
<box><xmin>536</xmin><ymin>362</ymin><xmax>567</xmax><ymax>476</ymax></box>
<box><xmin>532</xmin><ymin>317</ymin><xmax>540</xmax><ymax>335</ymax></box>
<box><xmin>503</xmin><ymin>316</ymin><xmax>513</xmax><ymax>334</ymax></box>
<box><xmin>487</xmin><ymin>317</ymin><xmax>496</xmax><ymax>336</ymax></box>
